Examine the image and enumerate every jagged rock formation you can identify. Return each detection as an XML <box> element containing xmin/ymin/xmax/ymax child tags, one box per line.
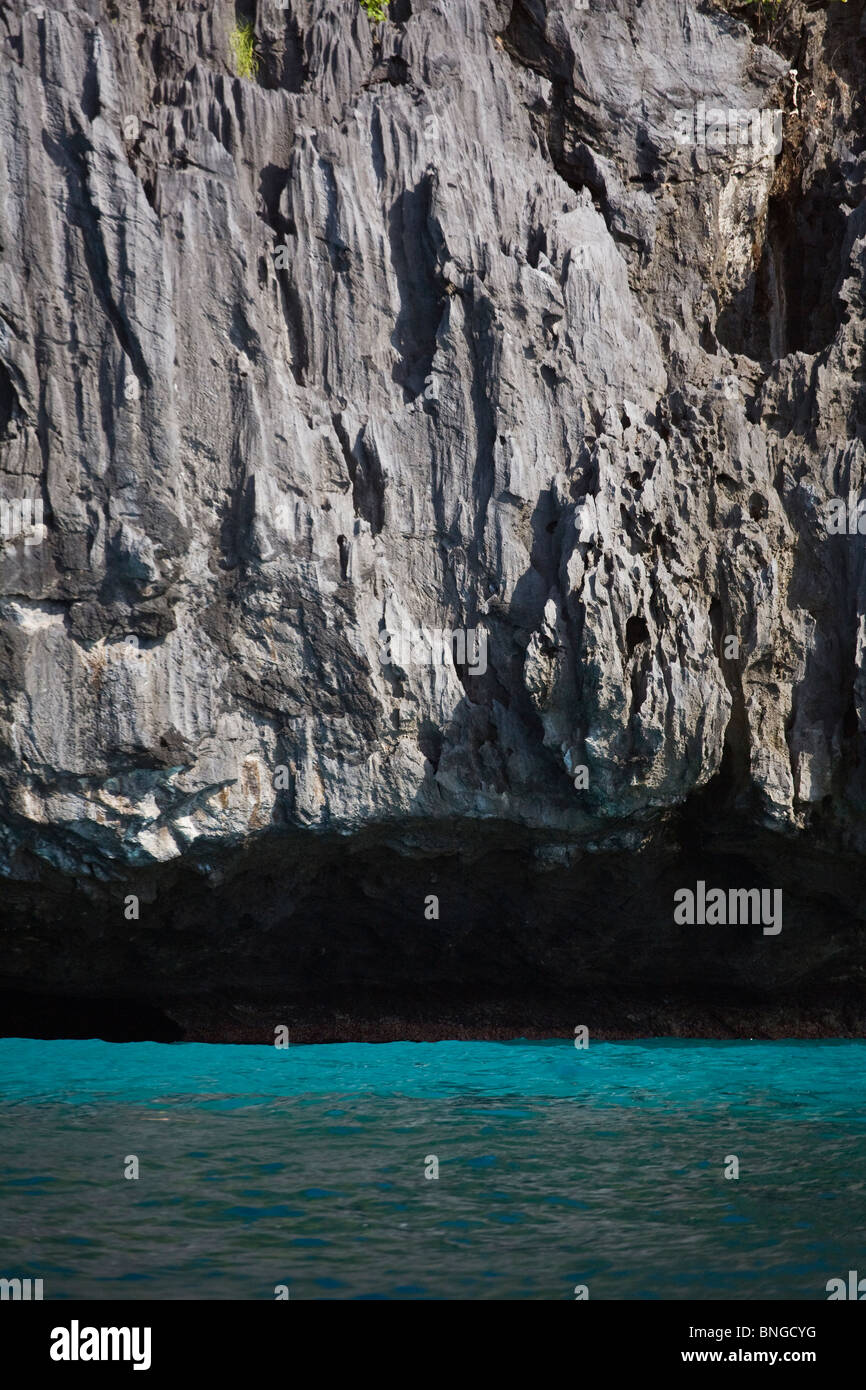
<box><xmin>1</xmin><ymin>0</ymin><xmax>866</xmax><ymax>1039</ymax></box>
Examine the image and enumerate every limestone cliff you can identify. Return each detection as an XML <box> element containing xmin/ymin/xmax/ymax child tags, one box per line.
<box><xmin>1</xmin><ymin>0</ymin><xmax>865</xmax><ymax>1038</ymax></box>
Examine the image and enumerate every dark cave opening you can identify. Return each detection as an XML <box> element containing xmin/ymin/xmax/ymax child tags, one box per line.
<box><xmin>0</xmin><ymin>990</ymin><xmax>184</xmax><ymax>1043</ymax></box>
<box><xmin>625</xmin><ymin>614</ymin><xmax>650</xmax><ymax>657</ymax></box>
<box><xmin>4</xmin><ymin>794</ymin><xmax>866</xmax><ymax>1042</ymax></box>
<box><xmin>716</xmin><ymin>171</ymin><xmax>848</xmax><ymax>362</ymax></box>
<box><xmin>0</xmin><ymin>359</ymin><xmax>20</xmax><ymax>438</ymax></box>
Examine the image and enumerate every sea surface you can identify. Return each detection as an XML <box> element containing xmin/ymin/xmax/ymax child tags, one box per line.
<box><xmin>0</xmin><ymin>1038</ymin><xmax>864</xmax><ymax>1300</ymax></box>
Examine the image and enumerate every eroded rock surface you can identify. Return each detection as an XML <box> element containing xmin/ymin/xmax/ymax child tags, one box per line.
<box><xmin>1</xmin><ymin>0</ymin><xmax>866</xmax><ymax>1037</ymax></box>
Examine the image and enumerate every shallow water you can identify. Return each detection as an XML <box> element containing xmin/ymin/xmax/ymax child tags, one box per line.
<box><xmin>1</xmin><ymin>1038</ymin><xmax>863</xmax><ymax>1299</ymax></box>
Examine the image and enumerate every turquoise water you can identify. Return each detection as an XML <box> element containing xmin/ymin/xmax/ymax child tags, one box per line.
<box><xmin>1</xmin><ymin>1038</ymin><xmax>864</xmax><ymax>1299</ymax></box>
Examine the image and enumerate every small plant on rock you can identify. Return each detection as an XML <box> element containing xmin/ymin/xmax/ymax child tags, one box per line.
<box><xmin>230</xmin><ymin>20</ymin><xmax>260</xmax><ymax>79</ymax></box>
<box><xmin>359</xmin><ymin>0</ymin><xmax>389</xmax><ymax>22</ymax></box>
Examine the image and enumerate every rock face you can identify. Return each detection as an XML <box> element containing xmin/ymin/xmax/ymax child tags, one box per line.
<box><xmin>1</xmin><ymin>0</ymin><xmax>866</xmax><ymax>1039</ymax></box>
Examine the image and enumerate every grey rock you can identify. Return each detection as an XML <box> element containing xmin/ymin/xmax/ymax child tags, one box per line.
<box><xmin>1</xmin><ymin>0</ymin><xmax>865</xmax><ymax>1036</ymax></box>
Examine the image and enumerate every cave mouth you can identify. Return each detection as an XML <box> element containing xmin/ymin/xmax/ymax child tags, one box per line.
<box><xmin>0</xmin><ymin>990</ymin><xmax>184</xmax><ymax>1043</ymax></box>
<box><xmin>2</xmin><ymin>807</ymin><xmax>865</xmax><ymax>1043</ymax></box>
<box><xmin>716</xmin><ymin>169</ymin><xmax>848</xmax><ymax>362</ymax></box>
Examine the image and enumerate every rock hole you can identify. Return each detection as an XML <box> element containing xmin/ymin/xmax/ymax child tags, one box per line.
<box><xmin>0</xmin><ymin>360</ymin><xmax>20</xmax><ymax>439</ymax></box>
<box><xmin>418</xmin><ymin>720</ymin><xmax>442</xmax><ymax>772</ymax></box>
<box><xmin>626</xmin><ymin>614</ymin><xmax>649</xmax><ymax>658</ymax></box>
<box><xmin>527</xmin><ymin>226</ymin><xmax>548</xmax><ymax>268</ymax></box>
<box><xmin>385</xmin><ymin>55</ymin><xmax>410</xmax><ymax>85</ymax></box>
<box><xmin>716</xmin><ymin>163</ymin><xmax>848</xmax><ymax>361</ymax></box>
